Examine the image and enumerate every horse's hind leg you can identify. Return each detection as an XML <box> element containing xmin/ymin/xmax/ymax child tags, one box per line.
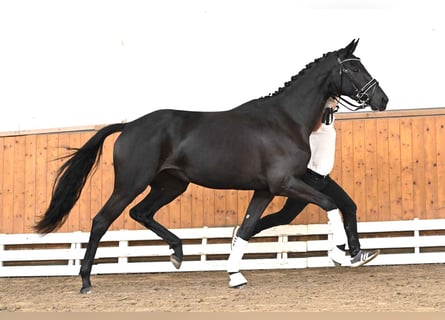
<box><xmin>129</xmin><ymin>173</ymin><xmax>189</xmax><ymax>269</ymax></box>
<box><xmin>80</xmin><ymin>192</ymin><xmax>136</xmax><ymax>294</ymax></box>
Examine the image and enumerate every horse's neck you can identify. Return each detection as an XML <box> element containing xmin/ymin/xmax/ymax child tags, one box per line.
<box><xmin>279</xmin><ymin>75</ymin><xmax>333</xmax><ymax>133</ymax></box>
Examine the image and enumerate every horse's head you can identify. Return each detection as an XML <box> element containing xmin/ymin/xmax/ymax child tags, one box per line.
<box><xmin>332</xmin><ymin>39</ymin><xmax>388</xmax><ymax>111</ymax></box>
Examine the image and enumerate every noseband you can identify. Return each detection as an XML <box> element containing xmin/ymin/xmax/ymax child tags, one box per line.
<box><xmin>336</xmin><ymin>57</ymin><xmax>378</xmax><ymax>111</ymax></box>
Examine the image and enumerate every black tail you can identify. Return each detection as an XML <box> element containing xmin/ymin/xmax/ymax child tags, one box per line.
<box><xmin>34</xmin><ymin>123</ymin><xmax>126</xmax><ymax>234</ymax></box>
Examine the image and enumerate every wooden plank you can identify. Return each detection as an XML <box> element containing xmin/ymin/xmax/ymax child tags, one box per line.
<box><xmin>305</xmin><ymin>201</ymin><xmax>323</xmax><ymax>225</ymax></box>
<box><xmin>432</xmin><ymin>116</ymin><xmax>445</xmax><ymax>216</ymax></box>
<box><xmin>399</xmin><ymin>118</ymin><xmax>415</xmax><ymax>220</ymax></box>
<box><xmin>224</xmin><ymin>189</ymin><xmax>238</xmax><ymax>227</ymax></box>
<box><xmin>387</xmin><ymin>118</ymin><xmax>402</xmax><ymax>220</ymax></box>
<box><xmin>214</xmin><ymin>189</ymin><xmax>226</xmax><ymax>227</ymax></box>
<box><xmin>423</xmin><ymin>117</ymin><xmax>438</xmax><ymax>217</ymax></box>
<box><xmin>12</xmin><ymin>136</ymin><xmax>26</xmax><ymax>233</ymax></box>
<box><xmin>203</xmin><ymin>187</ymin><xmax>215</xmax><ymax>227</ymax></box>
<box><xmin>375</xmin><ymin>119</ymin><xmax>390</xmax><ymax>221</ymax></box>
<box><xmin>364</xmin><ymin>119</ymin><xmax>378</xmax><ymax>221</ymax></box>
<box><xmin>0</xmin><ymin>137</ymin><xmax>4</xmax><ymax>232</ymax></box>
<box><xmin>411</xmin><ymin>118</ymin><xmax>427</xmax><ymax>219</ymax></box>
<box><xmin>352</xmin><ymin>120</ymin><xmax>366</xmax><ymax>222</ymax></box>
<box><xmin>299</xmin><ymin>204</ymin><xmax>320</xmax><ymax>225</ymax></box>
<box><xmin>190</xmin><ymin>184</ymin><xmax>204</xmax><ymax>228</ymax></box>
<box><xmin>436</xmin><ymin>116</ymin><xmax>445</xmax><ymax>208</ymax></box>
<box><xmin>24</xmin><ymin>135</ymin><xmax>37</xmax><ymax>232</ymax></box>
<box><xmin>34</xmin><ymin>135</ymin><xmax>48</xmax><ymax>230</ymax></box>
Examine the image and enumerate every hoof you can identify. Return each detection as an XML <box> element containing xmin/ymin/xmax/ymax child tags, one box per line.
<box><xmin>170</xmin><ymin>255</ymin><xmax>182</xmax><ymax>269</ymax></box>
<box><xmin>80</xmin><ymin>286</ymin><xmax>91</xmax><ymax>294</ymax></box>
<box><xmin>229</xmin><ymin>272</ymin><xmax>247</xmax><ymax>288</ymax></box>
<box><xmin>231</xmin><ymin>283</ymin><xmax>247</xmax><ymax>289</ymax></box>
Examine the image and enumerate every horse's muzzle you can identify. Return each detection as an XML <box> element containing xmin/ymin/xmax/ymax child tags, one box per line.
<box><xmin>370</xmin><ymin>93</ymin><xmax>388</xmax><ymax>111</ymax></box>
<box><xmin>377</xmin><ymin>95</ymin><xmax>388</xmax><ymax>111</ymax></box>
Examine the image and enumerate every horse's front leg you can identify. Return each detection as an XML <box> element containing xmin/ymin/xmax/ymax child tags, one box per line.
<box><xmin>272</xmin><ymin>175</ymin><xmax>347</xmax><ymax>257</ymax></box>
<box><xmin>227</xmin><ymin>190</ymin><xmax>274</xmax><ymax>288</ymax></box>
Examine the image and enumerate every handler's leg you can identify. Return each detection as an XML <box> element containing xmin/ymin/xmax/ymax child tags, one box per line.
<box><xmin>270</xmin><ymin>175</ymin><xmax>348</xmax><ymax>265</ymax></box>
<box><xmin>323</xmin><ymin>178</ymin><xmax>380</xmax><ymax>266</ymax></box>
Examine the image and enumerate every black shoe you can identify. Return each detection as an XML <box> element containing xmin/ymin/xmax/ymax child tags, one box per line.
<box><xmin>350</xmin><ymin>249</ymin><xmax>380</xmax><ymax>267</ymax></box>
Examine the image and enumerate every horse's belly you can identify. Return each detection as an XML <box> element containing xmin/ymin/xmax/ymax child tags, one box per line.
<box><xmin>191</xmin><ymin>175</ymin><xmax>267</xmax><ymax>190</ymax></box>
<box><xmin>186</xmin><ymin>162</ymin><xmax>268</xmax><ymax>190</ymax></box>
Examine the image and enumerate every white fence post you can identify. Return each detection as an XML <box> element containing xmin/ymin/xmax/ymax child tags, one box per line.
<box><xmin>201</xmin><ymin>226</ymin><xmax>208</xmax><ymax>262</ymax></box>
<box><xmin>118</xmin><ymin>240</ymin><xmax>129</xmax><ymax>265</ymax></box>
<box><xmin>413</xmin><ymin>218</ymin><xmax>420</xmax><ymax>255</ymax></box>
<box><xmin>0</xmin><ymin>243</ymin><xmax>4</xmax><ymax>268</ymax></box>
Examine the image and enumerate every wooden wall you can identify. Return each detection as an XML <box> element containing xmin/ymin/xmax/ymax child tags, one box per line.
<box><xmin>1</xmin><ymin>109</ymin><xmax>445</xmax><ymax>234</ymax></box>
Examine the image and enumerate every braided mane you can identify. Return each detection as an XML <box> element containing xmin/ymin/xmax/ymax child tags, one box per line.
<box><xmin>261</xmin><ymin>50</ymin><xmax>338</xmax><ymax>99</ymax></box>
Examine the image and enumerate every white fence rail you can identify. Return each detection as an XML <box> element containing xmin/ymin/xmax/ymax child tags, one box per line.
<box><xmin>1</xmin><ymin>218</ymin><xmax>445</xmax><ymax>277</ymax></box>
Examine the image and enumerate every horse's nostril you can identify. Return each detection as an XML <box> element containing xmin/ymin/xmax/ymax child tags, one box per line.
<box><xmin>379</xmin><ymin>96</ymin><xmax>388</xmax><ymax>110</ymax></box>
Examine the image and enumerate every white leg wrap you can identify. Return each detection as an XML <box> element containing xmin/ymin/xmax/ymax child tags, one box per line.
<box><xmin>327</xmin><ymin>209</ymin><xmax>347</xmax><ymax>246</ymax></box>
<box><xmin>227</xmin><ymin>236</ymin><xmax>248</xmax><ymax>273</ymax></box>
<box><xmin>229</xmin><ymin>272</ymin><xmax>247</xmax><ymax>288</ymax></box>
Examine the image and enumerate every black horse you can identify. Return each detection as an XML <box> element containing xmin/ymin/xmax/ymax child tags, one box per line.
<box><xmin>35</xmin><ymin>39</ymin><xmax>388</xmax><ymax>293</ymax></box>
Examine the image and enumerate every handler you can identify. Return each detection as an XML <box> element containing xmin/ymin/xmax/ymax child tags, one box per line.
<box><xmin>244</xmin><ymin>97</ymin><xmax>380</xmax><ymax>267</ymax></box>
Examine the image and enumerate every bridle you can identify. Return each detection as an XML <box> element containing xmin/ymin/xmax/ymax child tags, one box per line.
<box><xmin>335</xmin><ymin>57</ymin><xmax>379</xmax><ymax>111</ymax></box>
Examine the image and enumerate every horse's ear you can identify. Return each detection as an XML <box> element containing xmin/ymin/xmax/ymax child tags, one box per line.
<box><xmin>340</xmin><ymin>39</ymin><xmax>360</xmax><ymax>58</ymax></box>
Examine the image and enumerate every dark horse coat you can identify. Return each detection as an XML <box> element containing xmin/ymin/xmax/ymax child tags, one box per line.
<box><xmin>35</xmin><ymin>39</ymin><xmax>388</xmax><ymax>293</ymax></box>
